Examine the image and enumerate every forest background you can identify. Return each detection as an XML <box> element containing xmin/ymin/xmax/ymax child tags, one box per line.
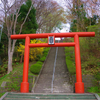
<box><xmin>0</xmin><ymin>0</ymin><xmax>100</xmax><ymax>95</ymax></box>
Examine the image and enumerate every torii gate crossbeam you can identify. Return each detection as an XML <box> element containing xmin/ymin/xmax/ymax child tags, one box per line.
<box><xmin>11</xmin><ymin>32</ymin><xmax>95</xmax><ymax>93</ymax></box>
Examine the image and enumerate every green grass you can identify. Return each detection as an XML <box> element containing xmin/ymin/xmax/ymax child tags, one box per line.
<box><xmin>87</xmin><ymin>86</ymin><xmax>100</xmax><ymax>93</ymax></box>
<box><xmin>0</xmin><ymin>62</ymin><xmax>35</xmax><ymax>87</ymax></box>
<box><xmin>65</xmin><ymin>47</ymin><xmax>76</xmax><ymax>75</ymax></box>
<box><xmin>97</xmin><ymin>93</ymin><xmax>100</xmax><ymax>96</ymax></box>
<box><xmin>65</xmin><ymin>47</ymin><xmax>100</xmax><ymax>95</ymax></box>
<box><xmin>0</xmin><ymin>47</ymin><xmax>51</xmax><ymax>97</ymax></box>
<box><xmin>87</xmin><ymin>86</ymin><xmax>100</xmax><ymax>98</ymax></box>
<box><xmin>0</xmin><ymin>62</ymin><xmax>36</xmax><ymax>97</ymax></box>
<box><xmin>0</xmin><ymin>47</ymin><xmax>50</xmax><ymax>87</ymax></box>
<box><xmin>0</xmin><ymin>92</ymin><xmax>6</xmax><ymax>98</ymax></box>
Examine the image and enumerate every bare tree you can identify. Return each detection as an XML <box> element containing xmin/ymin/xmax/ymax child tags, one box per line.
<box><xmin>0</xmin><ymin>0</ymin><xmax>33</xmax><ymax>74</ymax></box>
<box><xmin>0</xmin><ymin>0</ymin><xmax>66</xmax><ymax>74</ymax></box>
<box><xmin>32</xmin><ymin>0</ymin><xmax>67</xmax><ymax>33</ymax></box>
<box><xmin>64</xmin><ymin>0</ymin><xmax>100</xmax><ymax>19</ymax></box>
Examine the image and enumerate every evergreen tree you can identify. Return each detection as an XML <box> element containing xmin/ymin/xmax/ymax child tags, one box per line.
<box><xmin>17</xmin><ymin>0</ymin><xmax>38</xmax><ymax>34</ymax></box>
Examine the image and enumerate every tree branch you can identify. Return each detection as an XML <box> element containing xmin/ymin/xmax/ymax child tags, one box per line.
<box><xmin>91</xmin><ymin>0</ymin><xmax>100</xmax><ymax>5</ymax></box>
<box><xmin>19</xmin><ymin>2</ymin><xmax>33</xmax><ymax>34</ymax></box>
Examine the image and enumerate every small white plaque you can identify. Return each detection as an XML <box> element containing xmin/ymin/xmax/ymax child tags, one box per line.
<box><xmin>48</xmin><ymin>36</ymin><xmax>54</xmax><ymax>44</ymax></box>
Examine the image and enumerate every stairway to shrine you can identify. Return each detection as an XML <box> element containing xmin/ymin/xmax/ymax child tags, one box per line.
<box><xmin>32</xmin><ymin>47</ymin><xmax>73</xmax><ymax>93</ymax></box>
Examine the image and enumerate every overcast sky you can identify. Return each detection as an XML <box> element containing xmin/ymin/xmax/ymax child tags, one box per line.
<box><xmin>54</xmin><ymin>0</ymin><xmax>70</xmax><ymax>32</ymax></box>
<box><xmin>0</xmin><ymin>0</ymin><xmax>70</xmax><ymax>32</ymax></box>
<box><xmin>54</xmin><ymin>0</ymin><xmax>65</xmax><ymax>6</ymax></box>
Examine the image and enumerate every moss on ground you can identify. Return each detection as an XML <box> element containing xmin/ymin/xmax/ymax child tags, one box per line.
<box><xmin>65</xmin><ymin>47</ymin><xmax>76</xmax><ymax>75</ymax></box>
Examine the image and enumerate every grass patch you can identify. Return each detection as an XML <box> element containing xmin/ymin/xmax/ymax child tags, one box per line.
<box><xmin>65</xmin><ymin>47</ymin><xmax>76</xmax><ymax>75</ymax></box>
<box><xmin>0</xmin><ymin>62</ymin><xmax>36</xmax><ymax>97</ymax></box>
<box><xmin>97</xmin><ymin>93</ymin><xmax>100</xmax><ymax>96</ymax></box>
<box><xmin>81</xmin><ymin>56</ymin><xmax>100</xmax><ymax>75</ymax></box>
<box><xmin>0</xmin><ymin>62</ymin><xmax>35</xmax><ymax>88</ymax></box>
<box><xmin>0</xmin><ymin>92</ymin><xmax>6</xmax><ymax>98</ymax></box>
<box><xmin>0</xmin><ymin>47</ymin><xmax>50</xmax><ymax>97</ymax></box>
<box><xmin>0</xmin><ymin>47</ymin><xmax>50</xmax><ymax>87</ymax></box>
<box><xmin>87</xmin><ymin>86</ymin><xmax>100</xmax><ymax>93</ymax></box>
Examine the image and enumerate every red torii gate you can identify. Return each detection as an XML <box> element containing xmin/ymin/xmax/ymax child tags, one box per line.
<box><xmin>11</xmin><ymin>32</ymin><xmax>95</xmax><ymax>93</ymax></box>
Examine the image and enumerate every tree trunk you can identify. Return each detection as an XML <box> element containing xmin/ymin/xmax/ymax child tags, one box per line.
<box><xmin>7</xmin><ymin>37</ymin><xmax>16</xmax><ymax>74</ymax></box>
<box><xmin>8</xmin><ymin>52</ymin><xmax>13</xmax><ymax>74</ymax></box>
<box><xmin>20</xmin><ymin>53</ymin><xmax>23</xmax><ymax>63</ymax></box>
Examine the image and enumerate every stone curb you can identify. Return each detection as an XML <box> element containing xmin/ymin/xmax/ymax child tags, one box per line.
<box><xmin>0</xmin><ymin>92</ymin><xmax>8</xmax><ymax>100</ymax></box>
<box><xmin>94</xmin><ymin>93</ymin><xmax>100</xmax><ymax>100</ymax></box>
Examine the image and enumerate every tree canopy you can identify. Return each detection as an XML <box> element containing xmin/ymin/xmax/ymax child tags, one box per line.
<box><xmin>17</xmin><ymin>0</ymin><xmax>38</xmax><ymax>34</ymax></box>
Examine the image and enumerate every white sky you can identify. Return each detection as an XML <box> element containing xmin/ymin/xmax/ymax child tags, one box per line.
<box><xmin>54</xmin><ymin>0</ymin><xmax>65</xmax><ymax>7</ymax></box>
<box><xmin>54</xmin><ymin>0</ymin><xmax>70</xmax><ymax>33</ymax></box>
<box><xmin>54</xmin><ymin>0</ymin><xmax>70</xmax><ymax>40</ymax></box>
<box><xmin>60</xmin><ymin>23</ymin><xmax>70</xmax><ymax>32</ymax></box>
<box><xmin>0</xmin><ymin>0</ymin><xmax>70</xmax><ymax>33</ymax></box>
<box><xmin>55</xmin><ymin>23</ymin><xmax>70</xmax><ymax>40</ymax></box>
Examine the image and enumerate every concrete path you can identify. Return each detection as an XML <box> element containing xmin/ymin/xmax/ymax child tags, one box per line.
<box><xmin>53</xmin><ymin>47</ymin><xmax>73</xmax><ymax>93</ymax></box>
<box><xmin>32</xmin><ymin>47</ymin><xmax>73</xmax><ymax>93</ymax></box>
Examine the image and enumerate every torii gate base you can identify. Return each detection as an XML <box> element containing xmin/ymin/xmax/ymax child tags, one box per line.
<box><xmin>11</xmin><ymin>32</ymin><xmax>95</xmax><ymax>93</ymax></box>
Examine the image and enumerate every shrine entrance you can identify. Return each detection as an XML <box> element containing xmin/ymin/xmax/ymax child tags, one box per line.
<box><xmin>11</xmin><ymin>32</ymin><xmax>95</xmax><ymax>93</ymax></box>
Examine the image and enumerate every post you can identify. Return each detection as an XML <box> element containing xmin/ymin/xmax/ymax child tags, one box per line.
<box><xmin>74</xmin><ymin>34</ymin><xmax>84</xmax><ymax>93</ymax></box>
<box><xmin>21</xmin><ymin>36</ymin><xmax>30</xmax><ymax>93</ymax></box>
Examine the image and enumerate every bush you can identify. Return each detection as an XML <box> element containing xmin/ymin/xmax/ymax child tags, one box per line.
<box><xmin>30</xmin><ymin>64</ymin><xmax>42</xmax><ymax>74</ymax></box>
<box><xmin>36</xmin><ymin>61</ymin><xmax>43</xmax><ymax>65</ymax></box>
<box><xmin>0</xmin><ymin>63</ymin><xmax>7</xmax><ymax>74</ymax></box>
<box><xmin>43</xmin><ymin>52</ymin><xmax>48</xmax><ymax>57</ymax></box>
<box><xmin>17</xmin><ymin>40</ymin><xmax>45</xmax><ymax>61</ymax></box>
<box><xmin>39</xmin><ymin>56</ymin><xmax>46</xmax><ymax>62</ymax></box>
<box><xmin>43</xmin><ymin>48</ymin><xmax>50</xmax><ymax>57</ymax></box>
<box><xmin>94</xmin><ymin>72</ymin><xmax>100</xmax><ymax>81</ymax></box>
<box><xmin>35</xmin><ymin>55</ymin><xmax>42</xmax><ymax>61</ymax></box>
<box><xmin>43</xmin><ymin>47</ymin><xmax>50</xmax><ymax>53</ymax></box>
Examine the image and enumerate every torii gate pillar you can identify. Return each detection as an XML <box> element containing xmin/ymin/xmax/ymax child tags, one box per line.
<box><xmin>21</xmin><ymin>36</ymin><xmax>30</xmax><ymax>92</ymax></box>
<box><xmin>74</xmin><ymin>34</ymin><xmax>84</xmax><ymax>93</ymax></box>
<box><xmin>11</xmin><ymin>32</ymin><xmax>95</xmax><ymax>93</ymax></box>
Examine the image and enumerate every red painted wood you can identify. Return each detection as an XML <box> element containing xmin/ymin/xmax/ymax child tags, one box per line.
<box><xmin>11</xmin><ymin>32</ymin><xmax>95</xmax><ymax>93</ymax></box>
<box><xmin>74</xmin><ymin>34</ymin><xmax>84</xmax><ymax>93</ymax></box>
<box><xmin>20</xmin><ymin>36</ymin><xmax>30</xmax><ymax>93</ymax></box>
<box><xmin>29</xmin><ymin>43</ymin><xmax>75</xmax><ymax>47</ymax></box>
<box><xmin>11</xmin><ymin>32</ymin><xmax>95</xmax><ymax>39</ymax></box>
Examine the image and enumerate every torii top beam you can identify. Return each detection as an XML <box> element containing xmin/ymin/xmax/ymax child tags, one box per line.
<box><xmin>11</xmin><ymin>32</ymin><xmax>95</xmax><ymax>39</ymax></box>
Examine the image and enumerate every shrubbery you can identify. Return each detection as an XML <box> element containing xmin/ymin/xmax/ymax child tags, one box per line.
<box><xmin>30</xmin><ymin>47</ymin><xmax>50</xmax><ymax>74</ymax></box>
<box><xmin>43</xmin><ymin>48</ymin><xmax>50</xmax><ymax>55</ymax></box>
<box><xmin>30</xmin><ymin>64</ymin><xmax>42</xmax><ymax>74</ymax></box>
<box><xmin>17</xmin><ymin>39</ymin><xmax>45</xmax><ymax>61</ymax></box>
<box><xmin>36</xmin><ymin>61</ymin><xmax>43</xmax><ymax>65</ymax></box>
<box><xmin>39</xmin><ymin>56</ymin><xmax>46</xmax><ymax>62</ymax></box>
<box><xmin>64</xmin><ymin>36</ymin><xmax>100</xmax><ymax>94</ymax></box>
